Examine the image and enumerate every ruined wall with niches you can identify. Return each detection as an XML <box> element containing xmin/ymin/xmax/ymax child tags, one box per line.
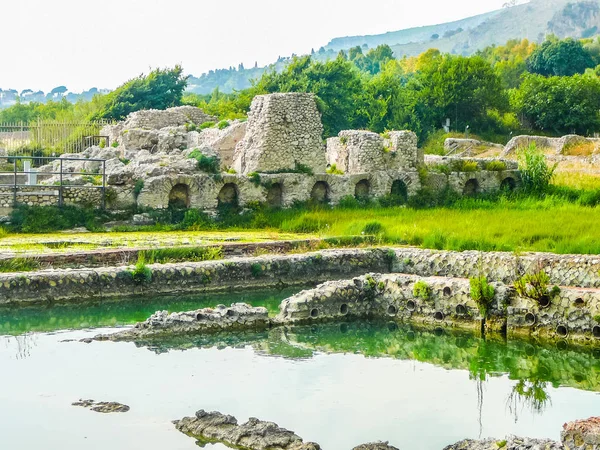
<box><xmin>390</xmin><ymin>248</ymin><xmax>600</xmax><ymax>288</ymax></box>
<box><xmin>232</xmin><ymin>93</ymin><xmax>327</xmax><ymax>175</ymax></box>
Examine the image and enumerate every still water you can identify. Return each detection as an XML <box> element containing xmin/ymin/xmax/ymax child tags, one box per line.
<box><xmin>1</xmin><ymin>290</ymin><xmax>599</xmax><ymax>450</ymax></box>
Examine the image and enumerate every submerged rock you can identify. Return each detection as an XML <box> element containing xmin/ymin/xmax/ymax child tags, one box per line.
<box><xmin>95</xmin><ymin>303</ymin><xmax>270</xmax><ymax>341</ymax></box>
<box><xmin>72</xmin><ymin>399</ymin><xmax>130</xmax><ymax>413</ymax></box>
<box><xmin>174</xmin><ymin>410</ymin><xmax>320</xmax><ymax>450</ymax></box>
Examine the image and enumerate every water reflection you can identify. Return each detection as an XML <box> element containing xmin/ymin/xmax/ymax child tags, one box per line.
<box><xmin>2</xmin><ymin>333</ymin><xmax>38</xmax><ymax>360</ymax></box>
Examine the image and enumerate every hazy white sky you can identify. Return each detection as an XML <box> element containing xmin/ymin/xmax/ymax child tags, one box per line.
<box><xmin>2</xmin><ymin>0</ymin><xmax>509</xmax><ymax>92</ymax></box>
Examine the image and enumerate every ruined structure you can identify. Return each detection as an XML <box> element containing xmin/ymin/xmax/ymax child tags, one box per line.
<box><xmin>11</xmin><ymin>93</ymin><xmax>519</xmax><ymax>212</ymax></box>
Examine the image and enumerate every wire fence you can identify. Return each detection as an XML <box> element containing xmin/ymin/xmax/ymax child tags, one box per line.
<box><xmin>0</xmin><ymin>120</ymin><xmax>112</xmax><ymax>156</ymax></box>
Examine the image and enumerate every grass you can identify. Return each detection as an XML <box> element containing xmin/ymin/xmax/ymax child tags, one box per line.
<box><xmin>0</xmin><ymin>257</ymin><xmax>41</xmax><ymax>273</ymax></box>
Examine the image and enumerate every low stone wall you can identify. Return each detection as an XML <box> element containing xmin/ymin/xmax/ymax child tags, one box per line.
<box><xmin>0</xmin><ymin>248</ymin><xmax>392</xmax><ymax>306</ymax></box>
<box><xmin>0</xmin><ymin>185</ymin><xmax>103</xmax><ymax>209</ymax></box>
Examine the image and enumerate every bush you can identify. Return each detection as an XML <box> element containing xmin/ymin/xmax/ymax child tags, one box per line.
<box><xmin>248</xmin><ymin>172</ymin><xmax>261</xmax><ymax>186</ymax></box>
<box><xmin>188</xmin><ymin>149</ymin><xmax>220</xmax><ymax>173</ymax></box>
<box><xmin>413</xmin><ymin>280</ymin><xmax>431</xmax><ymax>300</ymax></box>
<box><xmin>452</xmin><ymin>160</ymin><xmax>479</xmax><ymax>172</ymax></box>
<box><xmin>514</xmin><ymin>269</ymin><xmax>560</xmax><ymax>307</ymax></box>
<box><xmin>217</xmin><ymin>120</ymin><xmax>230</xmax><ymax>129</ymax></box>
<box><xmin>470</xmin><ymin>276</ymin><xmax>496</xmax><ymax>318</ymax></box>
<box><xmin>181</xmin><ymin>209</ymin><xmax>215</xmax><ymax>230</ymax></box>
<box><xmin>129</xmin><ymin>255</ymin><xmax>152</xmax><ymax>284</ymax></box>
<box><xmin>9</xmin><ymin>205</ymin><xmax>101</xmax><ymax>233</ymax></box>
<box><xmin>518</xmin><ymin>144</ymin><xmax>557</xmax><ymax>196</ymax></box>
<box><xmin>485</xmin><ymin>160</ymin><xmax>507</xmax><ymax>171</ymax></box>
<box><xmin>326</xmin><ymin>164</ymin><xmax>344</xmax><ymax>175</ymax></box>
<box><xmin>363</xmin><ymin>221</ymin><xmax>385</xmax><ymax>235</ymax></box>
<box><xmin>200</xmin><ymin>121</ymin><xmax>216</xmax><ymax>129</ymax></box>
<box><xmin>133</xmin><ymin>180</ymin><xmax>145</xmax><ymax>198</ymax></box>
<box><xmin>250</xmin><ymin>263</ymin><xmax>263</xmax><ymax>277</ymax></box>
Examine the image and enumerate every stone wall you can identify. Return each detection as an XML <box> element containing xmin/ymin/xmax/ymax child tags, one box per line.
<box><xmin>232</xmin><ymin>93</ymin><xmax>327</xmax><ymax>175</ymax></box>
<box><xmin>503</xmin><ymin>134</ymin><xmax>600</xmax><ymax>156</ymax></box>
<box><xmin>0</xmin><ymin>248</ymin><xmax>392</xmax><ymax>306</ymax></box>
<box><xmin>277</xmin><ymin>272</ymin><xmax>600</xmax><ymax>345</ymax></box>
<box><xmin>0</xmin><ymin>186</ymin><xmax>102</xmax><ymax>208</ymax></box>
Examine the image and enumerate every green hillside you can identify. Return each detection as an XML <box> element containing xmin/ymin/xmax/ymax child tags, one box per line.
<box><xmin>187</xmin><ymin>0</ymin><xmax>600</xmax><ymax>95</ymax></box>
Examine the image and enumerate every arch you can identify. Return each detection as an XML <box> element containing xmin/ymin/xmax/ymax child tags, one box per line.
<box><xmin>168</xmin><ymin>183</ymin><xmax>190</xmax><ymax>209</ymax></box>
<box><xmin>500</xmin><ymin>177</ymin><xmax>516</xmax><ymax>192</ymax></box>
<box><xmin>354</xmin><ymin>179</ymin><xmax>371</xmax><ymax>200</ymax></box>
<box><xmin>463</xmin><ymin>179</ymin><xmax>479</xmax><ymax>197</ymax></box>
<box><xmin>390</xmin><ymin>179</ymin><xmax>408</xmax><ymax>203</ymax></box>
<box><xmin>266</xmin><ymin>183</ymin><xmax>283</xmax><ymax>208</ymax></box>
<box><xmin>217</xmin><ymin>183</ymin><xmax>239</xmax><ymax>208</ymax></box>
<box><xmin>310</xmin><ymin>181</ymin><xmax>330</xmax><ymax>204</ymax></box>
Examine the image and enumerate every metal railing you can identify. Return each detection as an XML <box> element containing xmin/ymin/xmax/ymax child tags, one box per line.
<box><xmin>0</xmin><ymin>156</ymin><xmax>107</xmax><ymax>209</ymax></box>
<box><xmin>0</xmin><ymin>120</ymin><xmax>111</xmax><ymax>154</ymax></box>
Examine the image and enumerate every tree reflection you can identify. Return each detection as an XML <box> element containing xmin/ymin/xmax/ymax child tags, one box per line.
<box><xmin>506</xmin><ymin>379</ymin><xmax>552</xmax><ymax>423</ymax></box>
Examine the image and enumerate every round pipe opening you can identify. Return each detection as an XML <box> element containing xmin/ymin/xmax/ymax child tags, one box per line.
<box><xmin>340</xmin><ymin>304</ymin><xmax>349</xmax><ymax>315</ymax></box>
<box><xmin>196</xmin><ymin>313</ymin><xmax>203</xmax><ymax>321</ymax></box>
<box><xmin>434</xmin><ymin>311</ymin><xmax>444</xmax><ymax>322</ymax></box>
<box><xmin>310</xmin><ymin>308</ymin><xmax>319</xmax><ymax>318</ymax></box>
<box><xmin>455</xmin><ymin>304</ymin><xmax>467</xmax><ymax>316</ymax></box>
<box><xmin>525</xmin><ymin>313</ymin><xmax>536</xmax><ymax>326</ymax></box>
<box><xmin>556</xmin><ymin>325</ymin><xmax>568</xmax><ymax>338</ymax></box>
<box><xmin>443</xmin><ymin>287</ymin><xmax>452</xmax><ymax>297</ymax></box>
<box><xmin>406</xmin><ymin>300</ymin><xmax>416</xmax><ymax>311</ymax></box>
<box><xmin>593</xmin><ymin>326</ymin><xmax>600</xmax><ymax>339</ymax></box>
<box><xmin>226</xmin><ymin>310</ymin><xmax>236</xmax><ymax>317</ymax></box>
<box><xmin>387</xmin><ymin>305</ymin><xmax>398</xmax><ymax>316</ymax></box>
<box><xmin>538</xmin><ymin>296</ymin><xmax>551</xmax><ymax>308</ymax></box>
<box><xmin>574</xmin><ymin>298</ymin><xmax>585</xmax><ymax>308</ymax></box>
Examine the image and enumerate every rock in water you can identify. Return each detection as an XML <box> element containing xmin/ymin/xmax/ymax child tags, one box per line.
<box><xmin>72</xmin><ymin>399</ymin><xmax>130</xmax><ymax>413</ymax></box>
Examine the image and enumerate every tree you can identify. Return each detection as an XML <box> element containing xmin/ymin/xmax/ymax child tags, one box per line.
<box><xmin>411</xmin><ymin>54</ymin><xmax>507</xmax><ymax>134</ymax></box>
<box><xmin>92</xmin><ymin>66</ymin><xmax>188</xmax><ymax>121</ymax></box>
<box><xmin>526</xmin><ymin>38</ymin><xmax>595</xmax><ymax>76</ymax></box>
<box><xmin>512</xmin><ymin>73</ymin><xmax>600</xmax><ymax>134</ymax></box>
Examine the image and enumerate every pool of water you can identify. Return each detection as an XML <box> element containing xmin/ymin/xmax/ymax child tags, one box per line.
<box><xmin>1</xmin><ymin>293</ymin><xmax>600</xmax><ymax>450</ymax></box>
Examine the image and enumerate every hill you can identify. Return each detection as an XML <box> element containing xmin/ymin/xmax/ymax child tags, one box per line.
<box><xmin>186</xmin><ymin>0</ymin><xmax>600</xmax><ymax>95</ymax></box>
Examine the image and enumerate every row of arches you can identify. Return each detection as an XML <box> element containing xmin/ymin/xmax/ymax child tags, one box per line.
<box><xmin>167</xmin><ymin>179</ymin><xmax>410</xmax><ymax>209</ymax></box>
<box><xmin>462</xmin><ymin>176</ymin><xmax>516</xmax><ymax>196</ymax></box>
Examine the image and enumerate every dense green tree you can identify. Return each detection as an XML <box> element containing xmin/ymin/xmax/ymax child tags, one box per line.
<box><xmin>92</xmin><ymin>66</ymin><xmax>188</xmax><ymax>121</ymax></box>
<box><xmin>411</xmin><ymin>54</ymin><xmax>507</xmax><ymax>134</ymax></box>
<box><xmin>526</xmin><ymin>38</ymin><xmax>595</xmax><ymax>77</ymax></box>
<box><xmin>512</xmin><ymin>73</ymin><xmax>600</xmax><ymax>134</ymax></box>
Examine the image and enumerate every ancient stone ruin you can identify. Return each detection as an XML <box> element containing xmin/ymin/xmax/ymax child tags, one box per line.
<box><xmin>12</xmin><ymin>93</ymin><xmax>519</xmax><ymax>212</ymax></box>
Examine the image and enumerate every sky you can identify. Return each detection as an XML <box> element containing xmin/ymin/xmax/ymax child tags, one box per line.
<box><xmin>1</xmin><ymin>0</ymin><xmax>511</xmax><ymax>93</ymax></box>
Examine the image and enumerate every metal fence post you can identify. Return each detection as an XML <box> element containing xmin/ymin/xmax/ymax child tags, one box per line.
<box><xmin>13</xmin><ymin>158</ymin><xmax>17</xmax><ymax>206</ymax></box>
<box><xmin>59</xmin><ymin>158</ymin><xmax>63</xmax><ymax>207</ymax></box>
<box><xmin>102</xmin><ymin>160</ymin><xmax>106</xmax><ymax>210</ymax></box>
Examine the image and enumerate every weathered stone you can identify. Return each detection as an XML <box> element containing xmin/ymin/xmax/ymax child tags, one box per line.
<box><xmin>233</xmin><ymin>93</ymin><xmax>327</xmax><ymax>175</ymax></box>
<box><xmin>72</xmin><ymin>399</ymin><xmax>130</xmax><ymax>413</ymax></box>
<box><xmin>174</xmin><ymin>410</ymin><xmax>321</xmax><ymax>450</ymax></box>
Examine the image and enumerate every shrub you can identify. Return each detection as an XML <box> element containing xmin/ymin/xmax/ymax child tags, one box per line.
<box><xmin>129</xmin><ymin>255</ymin><xmax>152</xmax><ymax>284</ymax></box>
<box><xmin>294</xmin><ymin>162</ymin><xmax>314</xmax><ymax>175</ymax></box>
<box><xmin>413</xmin><ymin>280</ymin><xmax>431</xmax><ymax>300</ymax></box>
<box><xmin>8</xmin><ymin>205</ymin><xmax>101</xmax><ymax>233</ymax></box>
<box><xmin>452</xmin><ymin>160</ymin><xmax>479</xmax><ymax>172</ymax></box>
<box><xmin>217</xmin><ymin>120</ymin><xmax>230</xmax><ymax>130</ymax></box>
<box><xmin>326</xmin><ymin>164</ymin><xmax>344</xmax><ymax>175</ymax></box>
<box><xmin>133</xmin><ymin>180</ymin><xmax>145</xmax><ymax>198</ymax></box>
<box><xmin>200</xmin><ymin>121</ymin><xmax>215</xmax><ymax>130</ymax></box>
<box><xmin>485</xmin><ymin>160</ymin><xmax>507</xmax><ymax>171</ymax></box>
<box><xmin>99</xmin><ymin>139</ymin><xmax>106</xmax><ymax>149</ymax></box>
<box><xmin>181</xmin><ymin>209</ymin><xmax>215</xmax><ymax>230</ymax></box>
<box><xmin>119</xmin><ymin>157</ymin><xmax>130</xmax><ymax>165</ymax></box>
<box><xmin>250</xmin><ymin>263</ymin><xmax>263</xmax><ymax>277</ymax></box>
<box><xmin>363</xmin><ymin>221</ymin><xmax>385</xmax><ymax>235</ymax></box>
<box><xmin>340</xmin><ymin>136</ymin><xmax>348</xmax><ymax>145</ymax></box>
<box><xmin>188</xmin><ymin>149</ymin><xmax>220</xmax><ymax>173</ymax></box>
<box><xmin>470</xmin><ymin>276</ymin><xmax>496</xmax><ymax>318</ymax></box>
<box><xmin>248</xmin><ymin>172</ymin><xmax>261</xmax><ymax>186</ymax></box>
<box><xmin>518</xmin><ymin>144</ymin><xmax>557</xmax><ymax>195</ymax></box>
<box><xmin>514</xmin><ymin>269</ymin><xmax>560</xmax><ymax>307</ymax></box>
<box><xmin>430</xmin><ymin>164</ymin><xmax>451</xmax><ymax>175</ymax></box>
